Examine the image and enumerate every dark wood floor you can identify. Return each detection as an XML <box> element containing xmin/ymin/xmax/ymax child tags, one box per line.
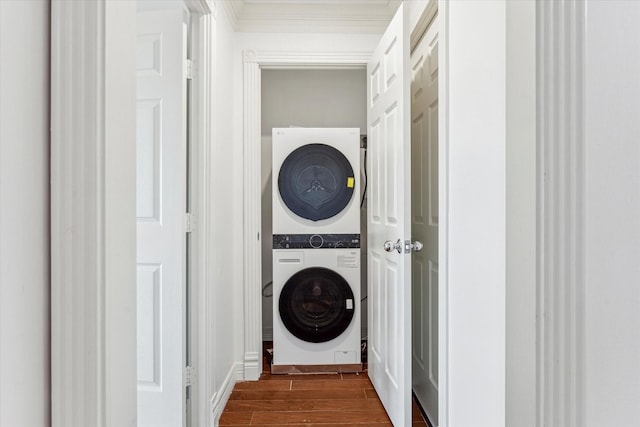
<box><xmin>219</xmin><ymin>343</ymin><xmax>429</xmax><ymax>426</ymax></box>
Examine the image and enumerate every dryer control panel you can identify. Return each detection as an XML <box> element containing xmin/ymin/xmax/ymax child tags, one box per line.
<box><xmin>273</xmin><ymin>234</ymin><xmax>360</xmax><ymax>249</ymax></box>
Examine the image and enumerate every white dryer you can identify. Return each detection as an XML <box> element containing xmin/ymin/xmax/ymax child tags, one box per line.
<box><xmin>272</xmin><ymin>243</ymin><xmax>362</xmax><ymax>374</ymax></box>
<box><xmin>272</xmin><ymin>128</ymin><xmax>360</xmax><ymax>235</ymax></box>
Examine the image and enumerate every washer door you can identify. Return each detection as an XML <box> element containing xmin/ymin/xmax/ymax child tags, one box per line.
<box><xmin>278</xmin><ymin>143</ymin><xmax>355</xmax><ymax>221</ymax></box>
<box><xmin>279</xmin><ymin>267</ymin><xmax>355</xmax><ymax>343</ymax></box>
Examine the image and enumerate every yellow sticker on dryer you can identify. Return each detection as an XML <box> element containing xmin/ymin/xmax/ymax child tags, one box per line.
<box><xmin>347</xmin><ymin>177</ymin><xmax>355</xmax><ymax>188</ymax></box>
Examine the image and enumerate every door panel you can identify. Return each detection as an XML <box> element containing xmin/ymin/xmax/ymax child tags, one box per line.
<box><xmin>137</xmin><ymin>8</ymin><xmax>187</xmax><ymax>427</ymax></box>
<box><xmin>367</xmin><ymin>3</ymin><xmax>412</xmax><ymax>426</ymax></box>
<box><xmin>411</xmin><ymin>14</ymin><xmax>439</xmax><ymax>426</ymax></box>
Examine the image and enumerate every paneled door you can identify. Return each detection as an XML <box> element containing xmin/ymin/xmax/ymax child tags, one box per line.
<box><xmin>136</xmin><ymin>7</ymin><xmax>187</xmax><ymax>427</ymax></box>
<box><xmin>367</xmin><ymin>3</ymin><xmax>412</xmax><ymax>426</ymax></box>
<box><xmin>411</xmin><ymin>13</ymin><xmax>440</xmax><ymax>426</ymax></box>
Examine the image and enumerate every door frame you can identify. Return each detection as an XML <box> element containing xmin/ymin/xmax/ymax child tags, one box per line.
<box><xmin>50</xmin><ymin>0</ymin><xmax>214</xmax><ymax>425</ymax></box>
<box><xmin>242</xmin><ymin>50</ymin><xmax>372</xmax><ymax>381</ymax></box>
<box><xmin>182</xmin><ymin>2</ymin><xmax>216</xmax><ymax>426</ymax></box>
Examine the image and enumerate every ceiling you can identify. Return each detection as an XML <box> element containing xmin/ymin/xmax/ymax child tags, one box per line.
<box><xmin>220</xmin><ymin>0</ymin><xmax>401</xmax><ymax>33</ymax></box>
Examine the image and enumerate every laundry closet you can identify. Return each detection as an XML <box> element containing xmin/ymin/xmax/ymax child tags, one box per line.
<box><xmin>260</xmin><ymin>69</ymin><xmax>368</xmax><ymax>363</ymax></box>
<box><xmin>249</xmin><ymin>3</ymin><xmax>441</xmax><ymax>425</ymax></box>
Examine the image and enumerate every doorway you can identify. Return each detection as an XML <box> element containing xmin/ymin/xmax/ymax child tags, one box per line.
<box><xmin>259</xmin><ymin>69</ymin><xmax>368</xmax><ymax>345</ymax></box>
<box><xmin>244</xmin><ymin>7</ymin><xmax>441</xmax><ymax>427</ymax></box>
<box><xmin>244</xmin><ymin>4</ymin><xmax>442</xmax><ymax>425</ymax></box>
<box><xmin>245</xmin><ymin>8</ymin><xmax>439</xmax><ymax>422</ymax></box>
<box><xmin>241</xmin><ymin>52</ymin><xmax>371</xmax><ymax>382</ymax></box>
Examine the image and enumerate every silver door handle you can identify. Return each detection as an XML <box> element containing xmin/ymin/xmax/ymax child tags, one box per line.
<box><xmin>407</xmin><ymin>240</ymin><xmax>423</xmax><ymax>252</ymax></box>
<box><xmin>384</xmin><ymin>239</ymin><xmax>402</xmax><ymax>254</ymax></box>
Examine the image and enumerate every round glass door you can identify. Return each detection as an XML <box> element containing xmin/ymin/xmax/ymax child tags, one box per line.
<box><xmin>278</xmin><ymin>143</ymin><xmax>355</xmax><ymax>221</ymax></box>
<box><xmin>279</xmin><ymin>267</ymin><xmax>355</xmax><ymax>343</ymax></box>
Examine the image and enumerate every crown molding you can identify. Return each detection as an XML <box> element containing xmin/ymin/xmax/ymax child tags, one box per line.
<box><xmin>220</xmin><ymin>0</ymin><xmax>399</xmax><ymax>33</ymax></box>
<box><xmin>220</xmin><ymin>0</ymin><xmax>241</xmax><ymax>29</ymax></box>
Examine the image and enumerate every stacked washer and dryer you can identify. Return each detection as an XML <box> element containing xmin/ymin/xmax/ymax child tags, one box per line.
<box><xmin>271</xmin><ymin>128</ymin><xmax>362</xmax><ymax>374</ymax></box>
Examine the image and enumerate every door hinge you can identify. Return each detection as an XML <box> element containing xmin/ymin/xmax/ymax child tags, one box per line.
<box><xmin>184</xmin><ymin>366</ymin><xmax>196</xmax><ymax>387</ymax></box>
<box><xmin>185</xmin><ymin>59</ymin><xmax>194</xmax><ymax>80</ymax></box>
<box><xmin>184</xmin><ymin>212</ymin><xmax>195</xmax><ymax>233</ymax></box>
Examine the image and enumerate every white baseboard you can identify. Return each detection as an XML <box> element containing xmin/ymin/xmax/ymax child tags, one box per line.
<box><xmin>210</xmin><ymin>362</ymin><xmax>243</xmax><ymax>427</ymax></box>
<box><xmin>244</xmin><ymin>352</ymin><xmax>262</xmax><ymax>381</ymax></box>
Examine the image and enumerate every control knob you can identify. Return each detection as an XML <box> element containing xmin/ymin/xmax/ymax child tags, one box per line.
<box><xmin>309</xmin><ymin>234</ymin><xmax>324</xmax><ymax>248</ymax></box>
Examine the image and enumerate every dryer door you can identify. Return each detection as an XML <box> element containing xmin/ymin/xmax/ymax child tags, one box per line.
<box><xmin>279</xmin><ymin>267</ymin><xmax>355</xmax><ymax>343</ymax></box>
<box><xmin>278</xmin><ymin>143</ymin><xmax>355</xmax><ymax>221</ymax></box>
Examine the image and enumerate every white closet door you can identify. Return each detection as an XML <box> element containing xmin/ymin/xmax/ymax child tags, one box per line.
<box><xmin>367</xmin><ymin>3</ymin><xmax>412</xmax><ymax>426</ymax></box>
<box><xmin>136</xmin><ymin>7</ymin><xmax>187</xmax><ymax>427</ymax></box>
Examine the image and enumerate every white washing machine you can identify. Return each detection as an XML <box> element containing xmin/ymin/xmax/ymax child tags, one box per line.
<box><xmin>272</xmin><ymin>243</ymin><xmax>362</xmax><ymax>374</ymax></box>
<box><xmin>272</xmin><ymin>128</ymin><xmax>361</xmax><ymax>235</ymax></box>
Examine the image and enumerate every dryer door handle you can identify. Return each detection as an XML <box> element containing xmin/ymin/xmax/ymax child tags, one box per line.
<box><xmin>384</xmin><ymin>239</ymin><xmax>402</xmax><ymax>254</ymax></box>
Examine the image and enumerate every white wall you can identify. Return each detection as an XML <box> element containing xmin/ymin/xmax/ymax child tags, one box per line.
<box><xmin>260</xmin><ymin>69</ymin><xmax>367</xmax><ymax>340</ymax></box>
<box><xmin>261</xmin><ymin>70</ymin><xmax>367</xmax><ymax>135</ymax></box>
<box><xmin>584</xmin><ymin>2</ymin><xmax>640</xmax><ymax>426</ymax></box>
<box><xmin>0</xmin><ymin>1</ymin><xmax>50</xmax><ymax>426</ymax></box>
<box><xmin>505</xmin><ymin>1</ymin><xmax>536</xmax><ymax>426</ymax></box>
<box><xmin>210</xmin><ymin>0</ymin><xmax>245</xmax><ymax>405</ymax></box>
<box><xmin>445</xmin><ymin>1</ymin><xmax>506</xmax><ymax>425</ymax></box>
<box><xmin>235</xmin><ymin>32</ymin><xmax>380</xmax><ymax>56</ymax></box>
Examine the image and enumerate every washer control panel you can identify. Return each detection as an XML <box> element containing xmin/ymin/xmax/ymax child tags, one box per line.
<box><xmin>273</xmin><ymin>234</ymin><xmax>360</xmax><ymax>249</ymax></box>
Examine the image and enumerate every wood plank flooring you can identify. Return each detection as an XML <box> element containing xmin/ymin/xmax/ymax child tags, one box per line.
<box><xmin>219</xmin><ymin>343</ymin><xmax>430</xmax><ymax>426</ymax></box>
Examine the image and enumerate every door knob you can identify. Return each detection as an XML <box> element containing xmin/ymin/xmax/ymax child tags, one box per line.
<box><xmin>384</xmin><ymin>239</ymin><xmax>402</xmax><ymax>254</ymax></box>
<box><xmin>408</xmin><ymin>240</ymin><xmax>423</xmax><ymax>252</ymax></box>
